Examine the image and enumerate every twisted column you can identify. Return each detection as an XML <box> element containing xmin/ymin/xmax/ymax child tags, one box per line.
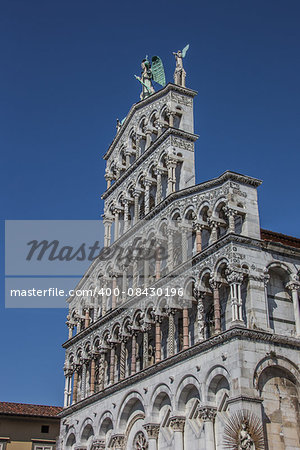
<box><xmin>131</xmin><ymin>332</ymin><xmax>137</xmax><ymax>375</ymax></box>
<box><xmin>119</xmin><ymin>338</ymin><xmax>126</xmax><ymax>381</ymax></box>
<box><xmin>194</xmin><ymin>286</ymin><xmax>205</xmax><ymax>342</ymax></box>
<box><xmin>98</xmin><ymin>350</ymin><xmax>106</xmax><ymax>391</ymax></box>
<box><xmin>109</xmin><ymin>344</ymin><xmax>115</xmax><ymax>385</ymax></box>
<box><xmin>167</xmin><ymin>309</ymin><xmax>175</xmax><ymax>357</ymax></box>
<box><xmin>210</xmin><ymin>279</ymin><xmax>221</xmax><ymax>333</ymax></box>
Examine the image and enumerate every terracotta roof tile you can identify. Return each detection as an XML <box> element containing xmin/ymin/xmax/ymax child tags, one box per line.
<box><xmin>0</xmin><ymin>402</ymin><xmax>62</xmax><ymax>417</ymax></box>
<box><xmin>261</xmin><ymin>229</ymin><xmax>300</xmax><ymax>249</ymax></box>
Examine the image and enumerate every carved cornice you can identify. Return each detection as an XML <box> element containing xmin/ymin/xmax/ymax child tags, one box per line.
<box><xmin>59</xmin><ymin>327</ymin><xmax>300</xmax><ymax>418</ymax></box>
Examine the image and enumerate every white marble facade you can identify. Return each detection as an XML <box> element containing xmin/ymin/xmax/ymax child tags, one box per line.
<box><xmin>58</xmin><ymin>83</ymin><xmax>300</xmax><ymax>450</ymax></box>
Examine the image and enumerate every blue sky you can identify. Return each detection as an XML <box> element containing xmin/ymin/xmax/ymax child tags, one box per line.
<box><xmin>0</xmin><ymin>0</ymin><xmax>299</xmax><ymax>405</ymax></box>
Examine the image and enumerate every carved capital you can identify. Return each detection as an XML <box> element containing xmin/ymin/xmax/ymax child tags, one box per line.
<box><xmin>169</xmin><ymin>416</ymin><xmax>185</xmax><ymax>432</ymax></box>
<box><xmin>226</xmin><ymin>268</ymin><xmax>244</xmax><ymax>285</ymax></box>
<box><xmin>198</xmin><ymin>406</ymin><xmax>217</xmax><ymax>421</ymax></box>
<box><xmin>143</xmin><ymin>423</ymin><xmax>160</xmax><ymax>439</ymax></box>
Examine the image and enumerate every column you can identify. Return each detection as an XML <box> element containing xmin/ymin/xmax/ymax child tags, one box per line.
<box><xmin>133</xmin><ymin>257</ymin><xmax>138</xmax><ymax>289</ymax></box>
<box><xmin>90</xmin><ymin>356</ymin><xmax>96</xmax><ymax>395</ymax></box>
<box><xmin>226</xmin><ymin>270</ymin><xmax>244</xmax><ymax>325</ymax></box>
<box><xmin>125</xmin><ymin>150</ymin><xmax>130</xmax><ymax>167</ymax></box>
<box><xmin>144</xmin><ymin>256</ymin><xmax>150</xmax><ymax>287</ymax></box>
<box><xmin>210</xmin><ymin>279</ymin><xmax>221</xmax><ymax>333</ymax></box>
<box><xmin>155</xmin><ymin>169</ymin><xmax>162</xmax><ymax>204</ymax></box>
<box><xmin>198</xmin><ymin>407</ymin><xmax>217</xmax><ymax>450</ymax></box>
<box><xmin>155</xmin><ymin>244</ymin><xmax>161</xmax><ymax>280</ymax></box>
<box><xmin>181</xmin><ymin>226</ymin><xmax>188</xmax><ymax>262</ymax></box>
<box><xmin>111</xmin><ymin>274</ymin><xmax>117</xmax><ymax>309</ymax></box>
<box><xmin>98</xmin><ymin>350</ymin><xmax>106</xmax><ymax>391</ymax></box>
<box><xmin>168</xmin><ymin>111</ymin><xmax>174</xmax><ymax>127</ymax></box>
<box><xmin>131</xmin><ymin>332</ymin><xmax>137</xmax><ymax>375</ymax></box>
<box><xmin>102</xmin><ymin>278</ymin><xmax>108</xmax><ymax>316</ymax></box>
<box><xmin>194</xmin><ymin>287</ymin><xmax>205</xmax><ymax>342</ymax></box>
<box><xmin>136</xmin><ymin>136</ymin><xmax>141</xmax><ymax>158</ymax></box>
<box><xmin>209</xmin><ymin>220</ymin><xmax>218</xmax><ymax>245</ymax></box>
<box><xmin>72</xmin><ymin>367</ymin><xmax>79</xmax><ymax>404</ymax></box>
<box><xmin>114</xmin><ymin>209</ymin><xmax>120</xmax><ymax>241</ymax></box>
<box><xmin>155</xmin><ymin>316</ymin><xmax>162</xmax><ymax>363</ymax></box>
<box><xmin>81</xmin><ymin>361</ymin><xmax>87</xmax><ymax>399</ymax></box>
<box><xmin>124</xmin><ymin>199</ymin><xmax>129</xmax><ymax>232</ymax></box>
<box><xmin>109</xmin><ymin>345</ymin><xmax>115</xmax><ymax>385</ymax></box>
<box><xmin>145</xmin><ymin>179</ymin><xmax>151</xmax><ymax>214</ymax></box>
<box><xmin>145</xmin><ymin>129</ymin><xmax>152</xmax><ymax>149</ymax></box>
<box><xmin>134</xmin><ymin>191</ymin><xmax>139</xmax><ymax>224</ymax></box>
<box><xmin>167</xmin><ymin>229</ymin><xmax>174</xmax><ymax>272</ymax></box>
<box><xmin>105</xmin><ymin>171</ymin><xmax>112</xmax><ymax>190</ymax></box>
<box><xmin>167</xmin><ymin>160</ymin><xmax>176</xmax><ymax>195</ymax></box>
<box><xmin>120</xmin><ymin>339</ymin><xmax>126</xmax><ymax>380</ymax></box>
<box><xmin>103</xmin><ymin>218</ymin><xmax>113</xmax><ymax>247</ymax></box>
<box><xmin>84</xmin><ymin>309</ymin><xmax>90</xmax><ymax>329</ymax></box>
<box><xmin>143</xmin><ymin>424</ymin><xmax>160</xmax><ymax>450</ymax></box>
<box><xmin>194</xmin><ymin>223</ymin><xmax>202</xmax><ymax>253</ymax></box>
<box><xmin>63</xmin><ymin>372</ymin><xmax>71</xmax><ymax>407</ymax></box>
<box><xmin>143</xmin><ymin>326</ymin><xmax>149</xmax><ymax>369</ymax></box>
<box><xmin>286</xmin><ymin>280</ymin><xmax>300</xmax><ymax>336</ymax></box>
<box><xmin>169</xmin><ymin>417</ymin><xmax>185</xmax><ymax>450</ymax></box>
<box><xmin>182</xmin><ymin>307</ymin><xmax>189</xmax><ymax>350</ymax></box>
<box><xmin>122</xmin><ymin>265</ymin><xmax>128</xmax><ymax>302</ymax></box>
<box><xmin>224</xmin><ymin>206</ymin><xmax>236</xmax><ymax>233</ymax></box>
<box><xmin>67</xmin><ymin>323</ymin><xmax>74</xmax><ymax>339</ymax></box>
<box><xmin>168</xmin><ymin>309</ymin><xmax>175</xmax><ymax>357</ymax></box>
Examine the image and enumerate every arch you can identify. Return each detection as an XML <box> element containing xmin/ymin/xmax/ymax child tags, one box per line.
<box><xmin>117</xmin><ymin>391</ymin><xmax>146</xmax><ymax>432</ymax></box>
<box><xmin>257</xmin><ymin>360</ymin><xmax>300</xmax><ymax>448</ymax></box>
<box><xmin>65</xmin><ymin>431</ymin><xmax>76</xmax><ymax>449</ymax></box>
<box><xmin>80</xmin><ymin>417</ymin><xmax>94</xmax><ymax>442</ymax></box>
<box><xmin>253</xmin><ymin>355</ymin><xmax>300</xmax><ymax>390</ymax></box>
<box><xmin>175</xmin><ymin>375</ymin><xmax>201</xmax><ymax>412</ymax></box>
<box><xmin>98</xmin><ymin>410</ymin><xmax>114</xmax><ymax>438</ymax></box>
<box><xmin>204</xmin><ymin>365</ymin><xmax>231</xmax><ymax>402</ymax></box>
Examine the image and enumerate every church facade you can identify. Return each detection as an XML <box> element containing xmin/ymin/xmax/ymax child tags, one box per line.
<box><xmin>58</xmin><ymin>58</ymin><xmax>300</xmax><ymax>449</ymax></box>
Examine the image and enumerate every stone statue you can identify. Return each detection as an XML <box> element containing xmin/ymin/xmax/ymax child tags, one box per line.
<box><xmin>239</xmin><ymin>421</ymin><xmax>255</xmax><ymax>450</ymax></box>
<box><xmin>173</xmin><ymin>44</ymin><xmax>189</xmax><ymax>87</ymax></box>
<box><xmin>135</xmin><ymin>56</ymin><xmax>166</xmax><ymax>100</ymax></box>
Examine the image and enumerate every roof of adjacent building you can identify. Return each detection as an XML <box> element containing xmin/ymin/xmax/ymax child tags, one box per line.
<box><xmin>261</xmin><ymin>229</ymin><xmax>300</xmax><ymax>249</ymax></box>
<box><xmin>0</xmin><ymin>402</ymin><xmax>62</xmax><ymax>418</ymax></box>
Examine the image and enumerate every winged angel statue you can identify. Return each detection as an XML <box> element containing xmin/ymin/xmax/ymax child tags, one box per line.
<box><xmin>135</xmin><ymin>56</ymin><xmax>166</xmax><ymax>100</ymax></box>
<box><xmin>173</xmin><ymin>44</ymin><xmax>189</xmax><ymax>87</ymax></box>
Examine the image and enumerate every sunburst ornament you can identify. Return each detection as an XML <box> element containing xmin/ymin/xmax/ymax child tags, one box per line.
<box><xmin>223</xmin><ymin>409</ymin><xmax>265</xmax><ymax>449</ymax></box>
